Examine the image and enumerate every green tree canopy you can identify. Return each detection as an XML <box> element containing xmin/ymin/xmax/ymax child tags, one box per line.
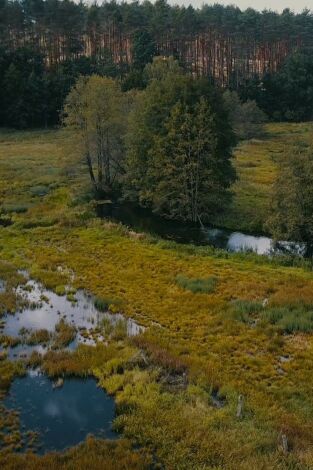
<box><xmin>223</xmin><ymin>90</ymin><xmax>267</xmax><ymax>140</ymax></box>
<box><xmin>64</xmin><ymin>75</ymin><xmax>131</xmax><ymax>193</ymax></box>
<box><xmin>125</xmin><ymin>58</ymin><xmax>236</xmax><ymax>222</ymax></box>
<box><xmin>239</xmin><ymin>51</ymin><xmax>313</xmax><ymax>122</ymax></box>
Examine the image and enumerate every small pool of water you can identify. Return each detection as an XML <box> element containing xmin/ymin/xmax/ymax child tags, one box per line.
<box><xmin>1</xmin><ymin>278</ymin><xmax>143</xmax><ymax>359</ymax></box>
<box><xmin>4</xmin><ymin>372</ymin><xmax>117</xmax><ymax>453</ymax></box>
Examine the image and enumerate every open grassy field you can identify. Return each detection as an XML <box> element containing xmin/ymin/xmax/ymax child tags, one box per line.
<box><xmin>215</xmin><ymin>122</ymin><xmax>313</xmax><ymax>233</ymax></box>
<box><xmin>1</xmin><ymin>125</ymin><xmax>313</xmax><ymax>469</ymax></box>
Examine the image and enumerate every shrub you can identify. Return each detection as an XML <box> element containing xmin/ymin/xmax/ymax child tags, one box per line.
<box><xmin>1</xmin><ymin>203</ymin><xmax>30</xmax><ymax>214</ymax></box>
<box><xmin>176</xmin><ymin>275</ymin><xmax>217</xmax><ymax>294</ymax></box>
<box><xmin>29</xmin><ymin>185</ymin><xmax>50</xmax><ymax>197</ymax></box>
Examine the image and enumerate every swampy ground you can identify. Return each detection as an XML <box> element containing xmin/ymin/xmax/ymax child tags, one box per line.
<box><xmin>1</xmin><ymin>125</ymin><xmax>313</xmax><ymax>469</ymax></box>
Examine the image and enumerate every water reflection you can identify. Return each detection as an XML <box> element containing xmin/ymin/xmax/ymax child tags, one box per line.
<box><xmin>4</xmin><ymin>373</ymin><xmax>117</xmax><ymax>453</ymax></box>
<box><xmin>96</xmin><ymin>202</ymin><xmax>307</xmax><ymax>256</ymax></box>
<box><xmin>2</xmin><ymin>279</ymin><xmax>144</xmax><ymax>359</ymax></box>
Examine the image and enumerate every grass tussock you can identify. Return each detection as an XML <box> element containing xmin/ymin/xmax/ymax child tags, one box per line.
<box><xmin>0</xmin><ymin>359</ymin><xmax>25</xmax><ymax>392</ymax></box>
<box><xmin>0</xmin><ymin>335</ymin><xmax>20</xmax><ymax>348</ymax></box>
<box><xmin>176</xmin><ymin>274</ymin><xmax>217</xmax><ymax>294</ymax></box>
<box><xmin>26</xmin><ymin>329</ymin><xmax>51</xmax><ymax>345</ymax></box>
<box><xmin>133</xmin><ymin>333</ymin><xmax>187</xmax><ymax>374</ymax></box>
<box><xmin>2</xmin><ymin>127</ymin><xmax>313</xmax><ymax>468</ymax></box>
<box><xmin>0</xmin><ymin>436</ymin><xmax>153</xmax><ymax>469</ymax></box>
<box><xmin>94</xmin><ymin>296</ymin><xmax>122</xmax><ymax>312</ymax></box>
<box><xmin>52</xmin><ymin>319</ymin><xmax>76</xmax><ymax>349</ymax></box>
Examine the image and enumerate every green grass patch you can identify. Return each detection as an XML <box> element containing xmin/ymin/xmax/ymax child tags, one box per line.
<box><xmin>94</xmin><ymin>296</ymin><xmax>122</xmax><ymax>312</ymax></box>
<box><xmin>231</xmin><ymin>299</ymin><xmax>264</xmax><ymax>322</ymax></box>
<box><xmin>262</xmin><ymin>306</ymin><xmax>313</xmax><ymax>333</ymax></box>
<box><xmin>231</xmin><ymin>300</ymin><xmax>313</xmax><ymax>333</ymax></box>
<box><xmin>1</xmin><ymin>202</ymin><xmax>30</xmax><ymax>214</ymax></box>
<box><xmin>176</xmin><ymin>274</ymin><xmax>217</xmax><ymax>294</ymax></box>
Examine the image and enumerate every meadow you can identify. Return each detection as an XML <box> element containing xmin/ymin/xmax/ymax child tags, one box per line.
<box><xmin>215</xmin><ymin>122</ymin><xmax>313</xmax><ymax>232</ymax></box>
<box><xmin>1</xmin><ymin>125</ymin><xmax>313</xmax><ymax>469</ymax></box>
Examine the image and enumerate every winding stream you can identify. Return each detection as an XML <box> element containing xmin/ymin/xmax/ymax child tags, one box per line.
<box><xmin>96</xmin><ymin>202</ymin><xmax>307</xmax><ymax>256</ymax></box>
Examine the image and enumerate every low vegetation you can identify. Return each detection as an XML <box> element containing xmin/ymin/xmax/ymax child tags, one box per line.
<box><xmin>26</xmin><ymin>329</ymin><xmax>51</xmax><ymax>345</ymax></box>
<box><xmin>231</xmin><ymin>299</ymin><xmax>313</xmax><ymax>333</ymax></box>
<box><xmin>1</xmin><ymin>127</ymin><xmax>313</xmax><ymax>468</ymax></box>
<box><xmin>176</xmin><ymin>274</ymin><xmax>217</xmax><ymax>294</ymax></box>
<box><xmin>94</xmin><ymin>297</ymin><xmax>121</xmax><ymax>312</ymax></box>
<box><xmin>52</xmin><ymin>319</ymin><xmax>76</xmax><ymax>349</ymax></box>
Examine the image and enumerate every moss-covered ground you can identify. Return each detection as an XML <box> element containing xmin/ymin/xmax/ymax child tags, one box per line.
<box><xmin>0</xmin><ymin>126</ymin><xmax>313</xmax><ymax>468</ymax></box>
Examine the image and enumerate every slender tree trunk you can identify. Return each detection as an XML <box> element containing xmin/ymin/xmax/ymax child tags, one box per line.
<box><xmin>98</xmin><ymin>152</ymin><xmax>103</xmax><ymax>190</ymax></box>
<box><xmin>86</xmin><ymin>152</ymin><xmax>97</xmax><ymax>190</ymax></box>
<box><xmin>105</xmin><ymin>130</ymin><xmax>111</xmax><ymax>188</ymax></box>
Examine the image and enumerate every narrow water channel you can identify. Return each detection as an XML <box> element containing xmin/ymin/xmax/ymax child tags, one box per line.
<box><xmin>96</xmin><ymin>202</ymin><xmax>307</xmax><ymax>256</ymax></box>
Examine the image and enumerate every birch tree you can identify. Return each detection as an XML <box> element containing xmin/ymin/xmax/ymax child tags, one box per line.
<box><xmin>64</xmin><ymin>75</ymin><xmax>129</xmax><ymax>193</ymax></box>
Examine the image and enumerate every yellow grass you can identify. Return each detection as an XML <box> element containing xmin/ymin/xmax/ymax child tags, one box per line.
<box><xmin>0</xmin><ymin>125</ymin><xmax>313</xmax><ymax>468</ymax></box>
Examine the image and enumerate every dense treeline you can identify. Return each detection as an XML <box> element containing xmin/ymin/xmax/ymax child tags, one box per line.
<box><xmin>1</xmin><ymin>0</ymin><xmax>306</xmax><ymax>92</ymax></box>
<box><xmin>0</xmin><ymin>48</ymin><xmax>119</xmax><ymax>128</ymax></box>
<box><xmin>2</xmin><ymin>1</ymin><xmax>313</xmax><ymax>128</ymax></box>
<box><xmin>2</xmin><ymin>44</ymin><xmax>313</xmax><ymax>128</ymax></box>
<box><xmin>239</xmin><ymin>51</ymin><xmax>313</xmax><ymax>122</ymax></box>
<box><xmin>2</xmin><ymin>0</ymin><xmax>313</xmax><ymax>41</ymax></box>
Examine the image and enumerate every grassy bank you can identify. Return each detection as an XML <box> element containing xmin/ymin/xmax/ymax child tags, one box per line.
<box><xmin>1</xmin><ymin>127</ymin><xmax>313</xmax><ymax>468</ymax></box>
<box><xmin>214</xmin><ymin>122</ymin><xmax>313</xmax><ymax>232</ymax></box>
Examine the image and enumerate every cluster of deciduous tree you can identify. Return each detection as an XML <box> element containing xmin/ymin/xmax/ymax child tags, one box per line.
<box><xmin>223</xmin><ymin>90</ymin><xmax>267</xmax><ymax>140</ymax></box>
<box><xmin>64</xmin><ymin>58</ymin><xmax>236</xmax><ymax>223</ymax></box>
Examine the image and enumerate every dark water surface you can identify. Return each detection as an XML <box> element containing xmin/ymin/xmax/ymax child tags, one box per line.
<box><xmin>96</xmin><ymin>202</ymin><xmax>307</xmax><ymax>256</ymax></box>
<box><xmin>4</xmin><ymin>372</ymin><xmax>117</xmax><ymax>453</ymax></box>
<box><xmin>1</xmin><ymin>276</ymin><xmax>143</xmax><ymax>454</ymax></box>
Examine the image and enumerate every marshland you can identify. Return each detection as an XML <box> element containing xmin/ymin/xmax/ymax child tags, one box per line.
<box><xmin>2</xmin><ymin>2</ymin><xmax>313</xmax><ymax>469</ymax></box>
